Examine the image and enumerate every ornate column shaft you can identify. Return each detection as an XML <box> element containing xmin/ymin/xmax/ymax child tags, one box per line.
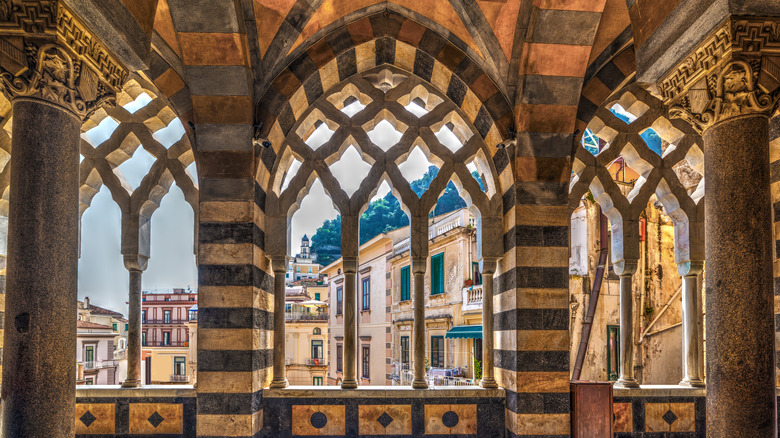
<box><xmin>122</xmin><ymin>261</ymin><xmax>146</xmax><ymax>388</ymax></box>
<box><xmin>660</xmin><ymin>17</ymin><xmax>780</xmax><ymax>437</ymax></box>
<box><xmin>0</xmin><ymin>4</ymin><xmax>126</xmax><ymax>436</ymax></box>
<box><xmin>678</xmin><ymin>262</ymin><xmax>705</xmax><ymax>387</ymax></box>
<box><xmin>269</xmin><ymin>256</ymin><xmax>288</xmax><ymax>389</ymax></box>
<box><xmin>341</xmin><ymin>256</ymin><xmax>358</xmax><ymax>389</ymax></box>
<box><xmin>614</xmin><ymin>261</ymin><xmax>639</xmax><ymax>389</ymax></box>
<box><xmin>411</xmin><ymin>257</ymin><xmax>427</xmax><ymax>389</ymax></box>
<box><xmin>480</xmin><ymin>258</ymin><xmax>498</xmax><ymax>389</ymax></box>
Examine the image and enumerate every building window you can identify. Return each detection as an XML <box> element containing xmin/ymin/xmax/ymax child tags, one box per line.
<box><xmin>431</xmin><ymin>336</ymin><xmax>444</xmax><ymax>368</ymax></box>
<box><xmin>309</xmin><ymin>267</ymin><xmax>312</xmax><ymax>273</ymax></box>
<box><xmin>336</xmin><ymin>286</ymin><xmax>343</xmax><ymax>315</ymax></box>
<box><xmin>472</xmin><ymin>262</ymin><xmax>482</xmax><ymax>285</ymax></box>
<box><xmin>400</xmin><ymin>266</ymin><xmax>410</xmax><ymax>301</ymax></box>
<box><xmin>141</xmin><ymin>310</ymin><xmax>146</xmax><ymax>324</ymax></box>
<box><xmin>164</xmin><ymin>297</ymin><xmax>170</xmax><ymax>302</ymax></box>
<box><xmin>163</xmin><ymin>332</ymin><xmax>171</xmax><ymax>346</ymax></box>
<box><xmin>174</xmin><ymin>357</ymin><xmax>186</xmax><ymax>376</ymax></box>
<box><xmin>313</xmin><ymin>327</ymin><xmax>321</xmax><ymax>335</ymax></box>
<box><xmin>607</xmin><ymin>325</ymin><xmax>620</xmax><ymax>381</ymax></box>
<box><xmin>141</xmin><ymin>332</ymin><xmax>146</xmax><ymax>346</ymax></box>
<box><xmin>315</xmin><ymin>292</ymin><xmax>320</xmax><ymax>301</ymax></box>
<box><xmin>85</xmin><ymin>378</ymin><xmax>94</xmax><ymax>385</ymax></box>
<box><xmin>84</xmin><ymin>345</ymin><xmax>94</xmax><ymax>364</ymax></box>
<box><xmin>362</xmin><ymin>277</ymin><xmax>370</xmax><ymax>310</ymax></box>
<box><xmin>337</xmin><ymin>344</ymin><xmax>343</xmax><ymax>372</ymax></box>
<box><xmin>112</xmin><ymin>323</ymin><xmax>117</xmax><ymax>332</ymax></box>
<box><xmin>401</xmin><ymin>336</ymin><xmax>410</xmax><ymax>367</ymax></box>
<box><xmin>431</xmin><ymin>253</ymin><xmax>444</xmax><ymax>295</ymax></box>
<box><xmin>125</xmin><ymin>323</ymin><xmax>128</xmax><ymax>331</ymax></box>
<box><xmin>164</xmin><ymin>310</ymin><xmax>171</xmax><ymax>324</ymax></box>
<box><xmin>362</xmin><ymin>345</ymin><xmax>370</xmax><ymax>379</ymax></box>
<box><xmin>297</xmin><ymin>267</ymin><xmax>300</xmax><ymax>273</ymax></box>
<box><xmin>313</xmin><ymin>376</ymin><xmax>323</xmax><ymax>386</ymax></box>
<box><xmin>311</xmin><ymin>340</ymin><xmax>323</xmax><ymax>360</ymax></box>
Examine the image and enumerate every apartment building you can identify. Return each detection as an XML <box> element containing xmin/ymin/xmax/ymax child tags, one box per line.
<box><xmin>141</xmin><ymin>287</ymin><xmax>197</xmax><ymax>384</ymax></box>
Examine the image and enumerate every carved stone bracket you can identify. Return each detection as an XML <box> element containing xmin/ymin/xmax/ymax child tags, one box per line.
<box><xmin>658</xmin><ymin>17</ymin><xmax>780</xmax><ymax>133</ymax></box>
<box><xmin>0</xmin><ymin>1</ymin><xmax>127</xmax><ymax>120</ymax></box>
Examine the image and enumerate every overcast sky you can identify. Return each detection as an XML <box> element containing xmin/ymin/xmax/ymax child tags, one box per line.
<box><xmin>67</xmin><ymin>97</ymin><xmax>469</xmax><ymax>314</ymax></box>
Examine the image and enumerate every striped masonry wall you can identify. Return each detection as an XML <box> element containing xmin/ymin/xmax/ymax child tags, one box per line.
<box><xmin>497</xmin><ymin>1</ymin><xmax>608</xmax><ymax>436</ymax></box>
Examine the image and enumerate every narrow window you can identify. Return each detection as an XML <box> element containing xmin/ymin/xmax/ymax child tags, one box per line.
<box><xmin>112</xmin><ymin>323</ymin><xmax>117</xmax><ymax>331</ymax></box>
<box><xmin>401</xmin><ymin>336</ymin><xmax>410</xmax><ymax>367</ymax></box>
<box><xmin>472</xmin><ymin>262</ymin><xmax>482</xmax><ymax>285</ymax></box>
<box><xmin>431</xmin><ymin>336</ymin><xmax>444</xmax><ymax>368</ymax></box>
<box><xmin>309</xmin><ymin>267</ymin><xmax>312</xmax><ymax>273</ymax></box>
<box><xmin>607</xmin><ymin>325</ymin><xmax>620</xmax><ymax>381</ymax></box>
<box><xmin>336</xmin><ymin>286</ymin><xmax>343</xmax><ymax>315</ymax></box>
<box><xmin>163</xmin><ymin>331</ymin><xmax>171</xmax><ymax>346</ymax></box>
<box><xmin>400</xmin><ymin>266</ymin><xmax>410</xmax><ymax>301</ymax></box>
<box><xmin>337</xmin><ymin>344</ymin><xmax>343</xmax><ymax>372</ymax></box>
<box><xmin>431</xmin><ymin>253</ymin><xmax>444</xmax><ymax>295</ymax></box>
<box><xmin>84</xmin><ymin>345</ymin><xmax>94</xmax><ymax>365</ymax></box>
<box><xmin>141</xmin><ymin>310</ymin><xmax>146</xmax><ymax>324</ymax></box>
<box><xmin>125</xmin><ymin>323</ymin><xmax>128</xmax><ymax>331</ymax></box>
<box><xmin>174</xmin><ymin>357</ymin><xmax>186</xmax><ymax>376</ymax></box>
<box><xmin>362</xmin><ymin>345</ymin><xmax>370</xmax><ymax>379</ymax></box>
<box><xmin>141</xmin><ymin>331</ymin><xmax>146</xmax><ymax>346</ymax></box>
<box><xmin>315</xmin><ymin>292</ymin><xmax>321</xmax><ymax>301</ymax></box>
<box><xmin>311</xmin><ymin>340</ymin><xmax>323</xmax><ymax>360</ymax></box>
<box><xmin>313</xmin><ymin>376</ymin><xmax>323</xmax><ymax>386</ymax></box>
<box><xmin>362</xmin><ymin>277</ymin><xmax>370</xmax><ymax>310</ymax></box>
<box><xmin>164</xmin><ymin>310</ymin><xmax>171</xmax><ymax>324</ymax></box>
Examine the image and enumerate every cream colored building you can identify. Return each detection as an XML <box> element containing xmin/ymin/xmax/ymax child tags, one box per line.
<box><xmin>388</xmin><ymin>209</ymin><xmax>484</xmax><ymax>385</ymax></box>
<box><xmin>323</xmin><ymin>232</ymin><xmax>402</xmax><ymax>386</ymax></box>
<box><xmin>285</xmin><ymin>285</ymin><xmax>328</xmax><ymax>385</ymax></box>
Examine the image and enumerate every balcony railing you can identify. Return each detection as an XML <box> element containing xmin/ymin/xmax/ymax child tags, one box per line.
<box><xmin>306</xmin><ymin>358</ymin><xmax>327</xmax><ymax>366</ymax></box>
<box><xmin>143</xmin><ymin>341</ymin><xmax>189</xmax><ymax>347</ymax></box>
<box><xmin>81</xmin><ymin>360</ymin><xmax>119</xmax><ymax>370</ymax></box>
<box><xmin>285</xmin><ymin>312</ymin><xmax>328</xmax><ymax>322</ymax></box>
<box><xmin>169</xmin><ymin>375</ymin><xmax>189</xmax><ymax>383</ymax></box>
<box><xmin>399</xmin><ymin>369</ymin><xmax>476</xmax><ymax>387</ymax></box>
<box><xmin>143</xmin><ymin>319</ymin><xmax>189</xmax><ymax>325</ymax></box>
<box><xmin>462</xmin><ymin>285</ymin><xmax>483</xmax><ymax>311</ymax></box>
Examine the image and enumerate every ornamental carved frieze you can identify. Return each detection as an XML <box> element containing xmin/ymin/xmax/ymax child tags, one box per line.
<box><xmin>0</xmin><ymin>1</ymin><xmax>127</xmax><ymax>119</ymax></box>
<box><xmin>658</xmin><ymin>17</ymin><xmax>780</xmax><ymax>133</ymax></box>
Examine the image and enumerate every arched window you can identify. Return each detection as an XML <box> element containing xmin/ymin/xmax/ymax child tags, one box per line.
<box><xmin>313</xmin><ymin>328</ymin><xmax>321</xmax><ymax>335</ymax></box>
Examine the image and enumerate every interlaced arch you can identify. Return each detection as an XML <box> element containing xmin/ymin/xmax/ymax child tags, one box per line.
<box><xmin>264</xmin><ymin>65</ymin><xmax>503</xmax><ymax>254</ymax></box>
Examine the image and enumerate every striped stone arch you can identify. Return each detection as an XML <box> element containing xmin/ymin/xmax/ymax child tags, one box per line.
<box><xmin>255</xmin><ymin>11</ymin><xmax>516</xmax><ymax>197</ymax></box>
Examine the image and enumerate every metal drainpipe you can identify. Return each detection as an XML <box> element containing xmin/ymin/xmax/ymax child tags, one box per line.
<box><xmin>572</xmin><ymin>208</ymin><xmax>608</xmax><ymax>380</ymax></box>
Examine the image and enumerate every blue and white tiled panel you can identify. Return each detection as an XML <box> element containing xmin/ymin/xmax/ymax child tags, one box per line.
<box><xmin>262</xmin><ymin>396</ymin><xmax>504</xmax><ymax>437</ymax></box>
<box><xmin>613</xmin><ymin>396</ymin><xmax>704</xmax><ymax>437</ymax></box>
<box><xmin>75</xmin><ymin>396</ymin><xmax>196</xmax><ymax>437</ymax></box>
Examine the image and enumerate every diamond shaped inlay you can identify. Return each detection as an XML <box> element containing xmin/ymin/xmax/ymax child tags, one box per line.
<box><xmin>79</xmin><ymin>410</ymin><xmax>97</xmax><ymax>427</ymax></box>
<box><xmin>147</xmin><ymin>411</ymin><xmax>165</xmax><ymax>428</ymax></box>
<box><xmin>662</xmin><ymin>409</ymin><xmax>678</xmax><ymax>425</ymax></box>
<box><xmin>376</xmin><ymin>412</ymin><xmax>394</xmax><ymax>428</ymax></box>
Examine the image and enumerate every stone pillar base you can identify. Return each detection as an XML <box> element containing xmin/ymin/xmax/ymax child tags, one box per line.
<box><xmin>269</xmin><ymin>378</ymin><xmax>288</xmax><ymax>389</ymax></box>
<box><xmin>121</xmin><ymin>379</ymin><xmax>142</xmax><ymax>388</ymax></box>
<box><xmin>614</xmin><ymin>379</ymin><xmax>640</xmax><ymax>389</ymax></box>
<box><xmin>340</xmin><ymin>379</ymin><xmax>358</xmax><ymax>389</ymax></box>
<box><xmin>412</xmin><ymin>379</ymin><xmax>428</xmax><ymax>389</ymax></box>
<box><xmin>679</xmin><ymin>379</ymin><xmax>705</xmax><ymax>388</ymax></box>
<box><xmin>480</xmin><ymin>378</ymin><xmax>498</xmax><ymax>389</ymax></box>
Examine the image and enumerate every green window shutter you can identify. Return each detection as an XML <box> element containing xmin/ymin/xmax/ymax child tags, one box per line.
<box><xmin>401</xmin><ymin>266</ymin><xmax>410</xmax><ymax>301</ymax></box>
<box><xmin>431</xmin><ymin>253</ymin><xmax>444</xmax><ymax>295</ymax></box>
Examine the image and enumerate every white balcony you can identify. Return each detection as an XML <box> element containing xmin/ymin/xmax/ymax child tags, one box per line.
<box><xmin>462</xmin><ymin>285</ymin><xmax>483</xmax><ymax>311</ymax></box>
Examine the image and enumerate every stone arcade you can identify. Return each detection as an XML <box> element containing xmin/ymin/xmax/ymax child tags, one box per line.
<box><xmin>1</xmin><ymin>0</ymin><xmax>780</xmax><ymax>437</ymax></box>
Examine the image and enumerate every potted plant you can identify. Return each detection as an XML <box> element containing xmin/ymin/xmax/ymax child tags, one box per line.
<box><xmin>464</xmin><ymin>278</ymin><xmax>473</xmax><ymax>287</ymax></box>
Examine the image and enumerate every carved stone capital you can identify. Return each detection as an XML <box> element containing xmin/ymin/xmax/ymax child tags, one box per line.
<box><xmin>658</xmin><ymin>17</ymin><xmax>780</xmax><ymax>133</ymax></box>
<box><xmin>0</xmin><ymin>1</ymin><xmax>127</xmax><ymax>120</ymax></box>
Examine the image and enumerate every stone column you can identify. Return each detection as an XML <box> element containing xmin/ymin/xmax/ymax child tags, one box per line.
<box><xmin>703</xmin><ymin>113</ymin><xmax>775</xmax><ymax>436</ymax></box>
<box><xmin>122</xmin><ymin>266</ymin><xmax>145</xmax><ymax>388</ymax></box>
<box><xmin>0</xmin><ymin>40</ymin><xmax>120</xmax><ymax>437</ymax></box>
<box><xmin>341</xmin><ymin>256</ymin><xmax>358</xmax><ymax>389</ymax></box>
<box><xmin>269</xmin><ymin>256</ymin><xmax>288</xmax><ymax>388</ymax></box>
<box><xmin>411</xmin><ymin>257</ymin><xmax>427</xmax><ymax>389</ymax></box>
<box><xmin>679</xmin><ymin>262</ymin><xmax>704</xmax><ymax>387</ymax></box>
<box><xmin>614</xmin><ymin>261</ymin><xmax>639</xmax><ymax>388</ymax></box>
<box><xmin>480</xmin><ymin>258</ymin><xmax>497</xmax><ymax>388</ymax></box>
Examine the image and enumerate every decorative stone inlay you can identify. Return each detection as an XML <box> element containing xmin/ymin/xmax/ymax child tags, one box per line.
<box><xmin>147</xmin><ymin>411</ymin><xmax>164</xmax><ymax>428</ymax></box>
<box><xmin>376</xmin><ymin>411</ymin><xmax>394</xmax><ymax>428</ymax></box>
<box><xmin>658</xmin><ymin>17</ymin><xmax>780</xmax><ymax>133</ymax></box>
<box><xmin>442</xmin><ymin>410</ymin><xmax>459</xmax><ymax>428</ymax></box>
<box><xmin>662</xmin><ymin>409</ymin><xmax>678</xmax><ymax>426</ymax></box>
<box><xmin>79</xmin><ymin>410</ymin><xmax>97</xmax><ymax>427</ymax></box>
<box><xmin>310</xmin><ymin>411</ymin><xmax>327</xmax><ymax>429</ymax></box>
